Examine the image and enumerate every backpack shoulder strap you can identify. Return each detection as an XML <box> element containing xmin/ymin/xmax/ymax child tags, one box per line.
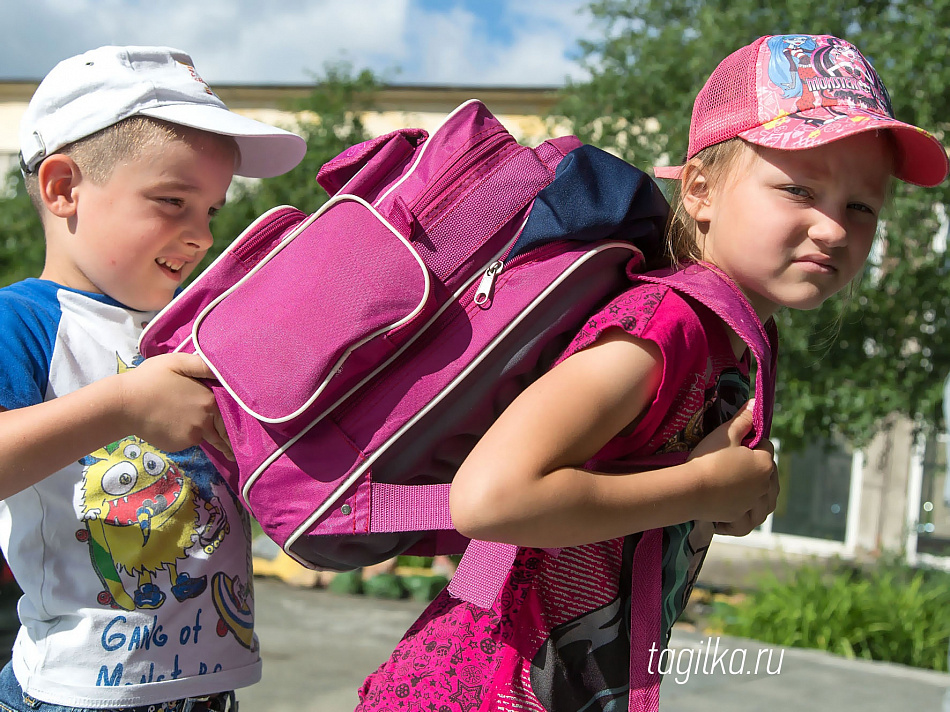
<box><xmin>636</xmin><ymin>262</ymin><xmax>778</xmax><ymax>447</ymax></box>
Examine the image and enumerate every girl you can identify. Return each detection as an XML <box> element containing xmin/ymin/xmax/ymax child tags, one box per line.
<box><xmin>356</xmin><ymin>33</ymin><xmax>949</xmax><ymax>711</ymax></box>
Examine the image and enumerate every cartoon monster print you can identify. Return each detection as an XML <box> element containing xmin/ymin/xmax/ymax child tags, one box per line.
<box><xmin>658</xmin><ymin>366</ymin><xmax>748</xmax><ymax>454</ymax></box>
<box><xmin>76</xmin><ymin>436</ymin><xmax>229</xmax><ymax>611</ymax></box>
<box><xmin>702</xmin><ymin>368</ymin><xmax>749</xmax><ymax>435</ymax></box>
<box><xmin>765</xmin><ymin>34</ymin><xmax>893</xmax><ymax>128</ymax></box>
<box><xmin>766</xmin><ymin>34</ymin><xmax>819</xmax><ymax>109</ymax></box>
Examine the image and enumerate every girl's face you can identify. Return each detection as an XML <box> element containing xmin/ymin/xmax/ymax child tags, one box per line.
<box><xmin>689</xmin><ymin>133</ymin><xmax>893</xmax><ymax>321</ymax></box>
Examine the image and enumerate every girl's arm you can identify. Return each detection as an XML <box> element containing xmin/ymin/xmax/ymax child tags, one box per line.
<box><xmin>450</xmin><ymin>329</ymin><xmax>776</xmax><ymax>548</ymax></box>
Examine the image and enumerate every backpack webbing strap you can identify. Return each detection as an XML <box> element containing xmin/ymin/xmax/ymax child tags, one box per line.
<box><xmin>628</xmin><ymin>528</ymin><xmax>663</xmax><ymax>711</ymax></box>
<box><xmin>447</xmin><ymin>540</ymin><xmax>520</xmax><ymax>608</ymax></box>
<box><xmin>369</xmin><ymin>483</ymin><xmax>455</xmax><ymax>533</ymax></box>
<box><xmin>637</xmin><ymin>263</ymin><xmax>778</xmax><ymax>449</ymax></box>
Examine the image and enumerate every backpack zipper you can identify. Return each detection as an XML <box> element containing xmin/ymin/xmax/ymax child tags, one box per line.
<box><xmin>323</xmin><ymin>219</ymin><xmax>530</xmax><ymax>422</ymax></box>
<box><xmin>332</xmin><ymin>238</ymin><xmax>577</xmax><ymax>422</ymax></box>
<box><xmin>230</xmin><ymin>206</ymin><xmax>308</xmax><ymax>265</ymax></box>
<box><xmin>471</xmin><ymin>240</ymin><xmax>572</xmax><ymax>305</ymax></box>
<box><xmin>407</xmin><ymin>128</ymin><xmax>511</xmax><ymax>219</ymax></box>
<box><xmin>474</xmin><ymin>260</ymin><xmax>505</xmax><ymax>305</ymax></box>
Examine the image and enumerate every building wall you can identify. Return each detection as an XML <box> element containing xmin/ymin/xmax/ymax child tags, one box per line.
<box><xmin>856</xmin><ymin>416</ymin><xmax>917</xmax><ymax>555</ymax></box>
<box><xmin>0</xmin><ymin>82</ymin><xmax>567</xmax><ymax>170</ymax></box>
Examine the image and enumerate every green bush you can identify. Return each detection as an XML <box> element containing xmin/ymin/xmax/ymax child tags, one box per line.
<box><xmin>709</xmin><ymin>558</ymin><xmax>950</xmax><ymax>671</ymax></box>
<box><xmin>362</xmin><ymin>573</ymin><xmax>407</xmax><ymax>600</ymax></box>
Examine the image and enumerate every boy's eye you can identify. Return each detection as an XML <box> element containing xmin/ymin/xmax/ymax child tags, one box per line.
<box><xmin>160</xmin><ymin>197</ymin><xmax>184</xmax><ymax>208</ymax></box>
<box><xmin>208</xmin><ymin>206</ymin><xmax>220</xmax><ymax>218</ymax></box>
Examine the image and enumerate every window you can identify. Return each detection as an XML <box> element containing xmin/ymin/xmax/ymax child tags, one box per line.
<box><xmin>770</xmin><ymin>438</ymin><xmax>855</xmax><ymax>542</ymax></box>
<box><xmin>915</xmin><ymin>432</ymin><xmax>950</xmax><ymax>557</ymax></box>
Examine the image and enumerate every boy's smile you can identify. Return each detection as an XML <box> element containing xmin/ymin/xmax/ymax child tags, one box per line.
<box><xmin>42</xmin><ymin>129</ymin><xmax>236</xmax><ymax>312</ymax></box>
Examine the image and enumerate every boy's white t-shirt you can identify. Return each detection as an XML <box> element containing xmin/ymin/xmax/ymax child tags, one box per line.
<box><xmin>0</xmin><ymin>279</ymin><xmax>261</xmax><ymax>707</ymax></box>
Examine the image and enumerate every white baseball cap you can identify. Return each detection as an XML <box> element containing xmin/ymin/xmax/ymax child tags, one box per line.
<box><xmin>20</xmin><ymin>45</ymin><xmax>307</xmax><ymax>178</ymax></box>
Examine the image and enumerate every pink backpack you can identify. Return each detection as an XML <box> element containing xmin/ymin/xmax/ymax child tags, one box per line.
<box><xmin>139</xmin><ymin>99</ymin><xmax>669</xmax><ymax>574</ymax></box>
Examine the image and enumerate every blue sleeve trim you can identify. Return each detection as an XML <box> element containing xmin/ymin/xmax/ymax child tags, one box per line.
<box><xmin>0</xmin><ymin>280</ymin><xmax>62</xmax><ymax>409</ymax></box>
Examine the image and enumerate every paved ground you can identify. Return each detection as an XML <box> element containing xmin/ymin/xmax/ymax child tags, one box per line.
<box><xmin>239</xmin><ymin>576</ymin><xmax>950</xmax><ymax>712</ymax></box>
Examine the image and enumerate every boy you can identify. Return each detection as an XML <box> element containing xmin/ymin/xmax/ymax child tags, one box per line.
<box><xmin>0</xmin><ymin>46</ymin><xmax>306</xmax><ymax>710</ymax></box>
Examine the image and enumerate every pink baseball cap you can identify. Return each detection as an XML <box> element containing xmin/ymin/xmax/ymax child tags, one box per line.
<box><xmin>654</xmin><ymin>34</ymin><xmax>948</xmax><ymax>187</ymax></box>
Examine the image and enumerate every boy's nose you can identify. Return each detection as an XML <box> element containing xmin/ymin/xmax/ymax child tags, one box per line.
<box><xmin>184</xmin><ymin>222</ymin><xmax>215</xmax><ymax>251</ymax></box>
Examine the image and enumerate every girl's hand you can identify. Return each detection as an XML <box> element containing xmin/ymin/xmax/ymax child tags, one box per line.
<box><xmin>117</xmin><ymin>352</ymin><xmax>234</xmax><ymax>460</ymax></box>
<box><xmin>686</xmin><ymin>401</ymin><xmax>779</xmax><ymax>531</ymax></box>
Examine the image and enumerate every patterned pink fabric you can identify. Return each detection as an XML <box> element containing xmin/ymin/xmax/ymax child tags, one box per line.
<box><xmin>356</xmin><ymin>279</ymin><xmax>758</xmax><ymax>711</ymax></box>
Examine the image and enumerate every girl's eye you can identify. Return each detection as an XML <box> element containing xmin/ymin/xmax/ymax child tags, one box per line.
<box><xmin>848</xmin><ymin>202</ymin><xmax>876</xmax><ymax>215</ymax></box>
<box><xmin>782</xmin><ymin>185</ymin><xmax>810</xmax><ymax>198</ymax></box>
<box><xmin>160</xmin><ymin>197</ymin><xmax>184</xmax><ymax>208</ymax></box>
<box><xmin>208</xmin><ymin>206</ymin><xmax>220</xmax><ymax>218</ymax></box>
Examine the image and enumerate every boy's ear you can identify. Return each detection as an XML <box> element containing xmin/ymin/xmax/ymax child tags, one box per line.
<box><xmin>37</xmin><ymin>154</ymin><xmax>82</xmax><ymax>218</ymax></box>
<box><xmin>680</xmin><ymin>162</ymin><xmax>713</xmax><ymax>224</ymax></box>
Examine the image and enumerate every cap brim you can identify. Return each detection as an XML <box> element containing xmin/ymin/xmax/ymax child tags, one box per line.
<box><xmin>653</xmin><ymin>165</ymin><xmax>684</xmax><ymax>179</ymax></box>
<box><xmin>739</xmin><ymin>108</ymin><xmax>949</xmax><ymax>188</ymax></box>
<box><xmin>139</xmin><ymin>103</ymin><xmax>307</xmax><ymax>178</ymax></box>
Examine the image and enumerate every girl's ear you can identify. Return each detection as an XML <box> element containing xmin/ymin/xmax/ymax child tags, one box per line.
<box><xmin>680</xmin><ymin>161</ymin><xmax>713</xmax><ymax>224</ymax></box>
<box><xmin>37</xmin><ymin>154</ymin><xmax>82</xmax><ymax>219</ymax></box>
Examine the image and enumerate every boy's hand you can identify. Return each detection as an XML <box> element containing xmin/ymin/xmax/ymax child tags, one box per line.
<box><xmin>686</xmin><ymin>401</ymin><xmax>779</xmax><ymax>534</ymax></box>
<box><xmin>118</xmin><ymin>353</ymin><xmax>234</xmax><ymax>460</ymax></box>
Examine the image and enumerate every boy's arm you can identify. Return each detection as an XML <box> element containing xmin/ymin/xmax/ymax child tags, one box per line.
<box><xmin>0</xmin><ymin>352</ymin><xmax>232</xmax><ymax>500</ymax></box>
<box><xmin>449</xmin><ymin>329</ymin><xmax>777</xmax><ymax>548</ymax></box>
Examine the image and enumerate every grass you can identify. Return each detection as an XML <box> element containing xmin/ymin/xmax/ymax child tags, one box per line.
<box><xmin>707</xmin><ymin>557</ymin><xmax>950</xmax><ymax>671</ymax></box>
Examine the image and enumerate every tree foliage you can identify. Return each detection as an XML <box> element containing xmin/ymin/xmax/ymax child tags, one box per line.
<box><xmin>0</xmin><ymin>171</ymin><xmax>45</xmax><ymax>286</ymax></box>
<box><xmin>200</xmin><ymin>63</ymin><xmax>379</xmax><ymax>268</ymax></box>
<box><xmin>557</xmin><ymin>0</ymin><xmax>950</xmax><ymax>447</ymax></box>
<box><xmin>0</xmin><ymin>62</ymin><xmax>379</xmax><ymax>289</ymax></box>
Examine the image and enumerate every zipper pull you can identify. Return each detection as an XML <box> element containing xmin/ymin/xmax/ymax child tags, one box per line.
<box><xmin>474</xmin><ymin>260</ymin><xmax>504</xmax><ymax>305</ymax></box>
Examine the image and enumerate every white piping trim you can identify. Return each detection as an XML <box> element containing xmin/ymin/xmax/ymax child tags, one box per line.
<box><xmin>372</xmin><ymin>99</ymin><xmax>484</xmax><ymax>208</ymax></box>
<box><xmin>278</xmin><ymin>241</ymin><xmax>640</xmax><ymax>561</ymax></box>
<box><xmin>331</xmin><ymin>99</ymin><xmax>484</xmax><ymax>201</ymax></box>
<box><xmin>189</xmin><ymin>194</ymin><xmax>431</xmax><ymax>424</ymax></box>
<box><xmin>138</xmin><ymin>205</ymin><xmax>302</xmax><ymax>354</ymax></box>
<box><xmin>240</xmin><ymin>213</ymin><xmax>531</xmax><ymax>509</ymax></box>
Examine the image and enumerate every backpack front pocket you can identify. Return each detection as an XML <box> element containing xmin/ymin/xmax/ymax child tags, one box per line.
<box><xmin>193</xmin><ymin>195</ymin><xmax>431</xmax><ymax>424</ymax></box>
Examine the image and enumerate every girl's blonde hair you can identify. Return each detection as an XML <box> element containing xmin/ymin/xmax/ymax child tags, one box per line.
<box><xmin>663</xmin><ymin>138</ymin><xmax>751</xmax><ymax>266</ymax></box>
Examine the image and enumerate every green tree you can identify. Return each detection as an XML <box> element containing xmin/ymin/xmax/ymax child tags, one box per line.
<box><xmin>0</xmin><ymin>169</ymin><xmax>44</xmax><ymax>286</ymax></box>
<box><xmin>557</xmin><ymin>0</ymin><xmax>950</xmax><ymax>447</ymax></box>
<box><xmin>208</xmin><ymin>63</ymin><xmax>379</xmax><ymax>266</ymax></box>
<box><xmin>0</xmin><ymin>62</ymin><xmax>379</xmax><ymax>288</ymax></box>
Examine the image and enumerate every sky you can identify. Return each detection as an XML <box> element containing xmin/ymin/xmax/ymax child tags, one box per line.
<box><xmin>1</xmin><ymin>0</ymin><xmax>595</xmax><ymax>87</ymax></box>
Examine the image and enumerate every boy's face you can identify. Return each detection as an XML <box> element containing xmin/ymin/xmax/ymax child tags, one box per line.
<box><xmin>49</xmin><ymin>130</ymin><xmax>235</xmax><ymax>311</ymax></box>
